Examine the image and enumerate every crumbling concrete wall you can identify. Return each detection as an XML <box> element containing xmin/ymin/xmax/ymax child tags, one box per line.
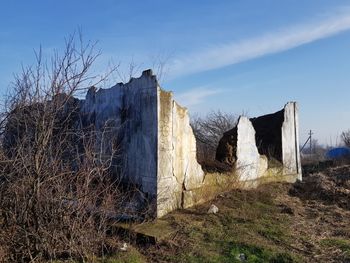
<box><xmin>157</xmin><ymin>90</ymin><xmax>204</xmax><ymax>217</ymax></box>
<box><xmin>80</xmin><ymin>69</ymin><xmax>204</xmax><ymax>217</ymax></box>
<box><xmin>216</xmin><ymin>116</ymin><xmax>268</xmax><ymax>182</ymax></box>
<box><xmin>251</xmin><ymin>102</ymin><xmax>301</xmax><ymax>179</ymax></box>
<box><xmin>281</xmin><ymin>102</ymin><xmax>301</xmax><ymax>180</ymax></box>
<box><xmin>2</xmin><ymin>68</ymin><xmax>303</xmax><ymax>218</ymax></box>
<box><xmin>216</xmin><ymin>102</ymin><xmax>301</xmax><ymax>183</ymax></box>
<box><xmin>81</xmin><ymin>70</ymin><xmax>159</xmax><ymax>198</ymax></box>
<box><xmin>81</xmin><ymin>71</ymin><xmax>301</xmax><ymax>217</ymax></box>
<box><xmin>235</xmin><ymin>117</ymin><xmax>268</xmax><ymax>181</ymax></box>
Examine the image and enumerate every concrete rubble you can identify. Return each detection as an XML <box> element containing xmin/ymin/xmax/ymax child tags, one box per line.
<box><xmin>207</xmin><ymin>204</ymin><xmax>219</xmax><ymax>214</ymax></box>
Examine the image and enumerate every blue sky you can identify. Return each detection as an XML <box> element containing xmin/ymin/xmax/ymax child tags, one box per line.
<box><xmin>1</xmin><ymin>1</ymin><xmax>350</xmax><ymax>145</ymax></box>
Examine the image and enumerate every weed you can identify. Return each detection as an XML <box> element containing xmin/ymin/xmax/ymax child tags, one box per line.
<box><xmin>228</xmin><ymin>243</ymin><xmax>296</xmax><ymax>263</ymax></box>
<box><xmin>320</xmin><ymin>238</ymin><xmax>350</xmax><ymax>259</ymax></box>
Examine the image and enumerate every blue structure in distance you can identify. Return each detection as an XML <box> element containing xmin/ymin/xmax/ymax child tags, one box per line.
<box><xmin>326</xmin><ymin>147</ymin><xmax>350</xmax><ymax>159</ymax></box>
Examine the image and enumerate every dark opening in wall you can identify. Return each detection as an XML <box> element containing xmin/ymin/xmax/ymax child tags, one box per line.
<box><xmin>250</xmin><ymin>109</ymin><xmax>284</xmax><ymax>163</ymax></box>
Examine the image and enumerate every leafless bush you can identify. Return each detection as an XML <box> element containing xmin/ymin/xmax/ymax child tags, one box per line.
<box><xmin>0</xmin><ymin>32</ymin><xmax>122</xmax><ymax>262</ymax></box>
<box><xmin>114</xmin><ymin>53</ymin><xmax>171</xmax><ymax>85</ymax></box>
<box><xmin>191</xmin><ymin>111</ymin><xmax>237</xmax><ymax>166</ymax></box>
<box><xmin>300</xmin><ymin>139</ymin><xmax>328</xmax><ymax>166</ymax></box>
<box><xmin>341</xmin><ymin>130</ymin><xmax>350</xmax><ymax>147</ymax></box>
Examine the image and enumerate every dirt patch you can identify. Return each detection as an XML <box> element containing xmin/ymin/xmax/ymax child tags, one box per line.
<box><xmin>290</xmin><ymin>165</ymin><xmax>350</xmax><ymax>210</ymax></box>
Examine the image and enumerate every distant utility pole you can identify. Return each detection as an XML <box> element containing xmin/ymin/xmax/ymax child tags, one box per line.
<box><xmin>309</xmin><ymin>130</ymin><xmax>313</xmax><ymax>154</ymax></box>
<box><xmin>300</xmin><ymin>130</ymin><xmax>313</xmax><ymax>154</ymax></box>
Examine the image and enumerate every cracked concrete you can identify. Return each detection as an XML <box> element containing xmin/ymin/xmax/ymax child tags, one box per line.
<box><xmin>77</xmin><ymin>70</ymin><xmax>301</xmax><ymax>217</ymax></box>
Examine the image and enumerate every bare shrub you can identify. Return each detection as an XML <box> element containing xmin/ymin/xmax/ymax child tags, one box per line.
<box><xmin>301</xmin><ymin>139</ymin><xmax>328</xmax><ymax>166</ymax></box>
<box><xmin>0</xmin><ymin>33</ymin><xmax>122</xmax><ymax>262</ymax></box>
<box><xmin>341</xmin><ymin>130</ymin><xmax>350</xmax><ymax>147</ymax></box>
<box><xmin>191</xmin><ymin>111</ymin><xmax>237</xmax><ymax>168</ymax></box>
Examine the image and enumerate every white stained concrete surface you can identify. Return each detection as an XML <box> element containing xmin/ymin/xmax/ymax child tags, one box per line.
<box><xmin>235</xmin><ymin>116</ymin><xmax>267</xmax><ymax>181</ymax></box>
<box><xmin>81</xmin><ymin>70</ymin><xmax>159</xmax><ymax>196</ymax></box>
<box><xmin>80</xmin><ymin>69</ymin><xmax>204</xmax><ymax>218</ymax></box>
<box><xmin>157</xmin><ymin>89</ymin><xmax>204</xmax><ymax>217</ymax></box>
<box><xmin>282</xmin><ymin>102</ymin><xmax>302</xmax><ymax>180</ymax></box>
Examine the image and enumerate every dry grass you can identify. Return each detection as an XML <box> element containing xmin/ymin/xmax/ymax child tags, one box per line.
<box><xmin>2</xmin><ymin>165</ymin><xmax>350</xmax><ymax>262</ymax></box>
<box><xmin>132</xmin><ymin>166</ymin><xmax>350</xmax><ymax>262</ymax></box>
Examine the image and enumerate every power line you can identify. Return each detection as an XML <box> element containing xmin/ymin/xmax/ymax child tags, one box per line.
<box><xmin>300</xmin><ymin>130</ymin><xmax>313</xmax><ymax>153</ymax></box>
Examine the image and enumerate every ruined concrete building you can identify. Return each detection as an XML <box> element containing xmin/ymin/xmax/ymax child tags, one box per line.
<box><xmin>216</xmin><ymin>103</ymin><xmax>301</xmax><ymax>183</ymax></box>
<box><xmin>80</xmin><ymin>69</ymin><xmax>204</xmax><ymax>217</ymax></box>
<box><xmin>79</xmin><ymin>70</ymin><xmax>301</xmax><ymax>217</ymax></box>
<box><xmin>5</xmin><ymin>69</ymin><xmax>302</xmax><ymax>218</ymax></box>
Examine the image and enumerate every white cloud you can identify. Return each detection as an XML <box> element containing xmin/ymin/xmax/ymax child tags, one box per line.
<box><xmin>169</xmin><ymin>7</ymin><xmax>350</xmax><ymax>78</ymax></box>
<box><xmin>175</xmin><ymin>87</ymin><xmax>223</xmax><ymax>107</ymax></box>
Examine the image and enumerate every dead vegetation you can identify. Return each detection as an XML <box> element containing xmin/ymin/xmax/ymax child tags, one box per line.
<box><xmin>291</xmin><ymin>166</ymin><xmax>350</xmax><ymax>210</ymax></box>
<box><xmin>341</xmin><ymin>130</ymin><xmax>350</xmax><ymax>148</ymax></box>
<box><xmin>15</xmin><ymin>162</ymin><xmax>349</xmax><ymax>263</ymax></box>
<box><xmin>0</xmin><ymin>33</ymin><xmax>123</xmax><ymax>262</ymax></box>
<box><xmin>191</xmin><ymin>111</ymin><xmax>237</xmax><ymax>173</ymax></box>
<box><xmin>114</xmin><ymin>165</ymin><xmax>350</xmax><ymax>263</ymax></box>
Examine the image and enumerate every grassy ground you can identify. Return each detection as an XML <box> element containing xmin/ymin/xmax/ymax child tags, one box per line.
<box><xmin>142</xmin><ymin>183</ymin><xmax>301</xmax><ymax>263</ymax></box>
<box><xmin>56</xmin><ymin>165</ymin><xmax>350</xmax><ymax>262</ymax></box>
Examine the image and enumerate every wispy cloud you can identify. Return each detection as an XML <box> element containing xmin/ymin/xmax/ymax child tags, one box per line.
<box><xmin>175</xmin><ymin>87</ymin><xmax>223</xmax><ymax>107</ymax></box>
<box><xmin>169</xmin><ymin>7</ymin><xmax>350</xmax><ymax>78</ymax></box>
